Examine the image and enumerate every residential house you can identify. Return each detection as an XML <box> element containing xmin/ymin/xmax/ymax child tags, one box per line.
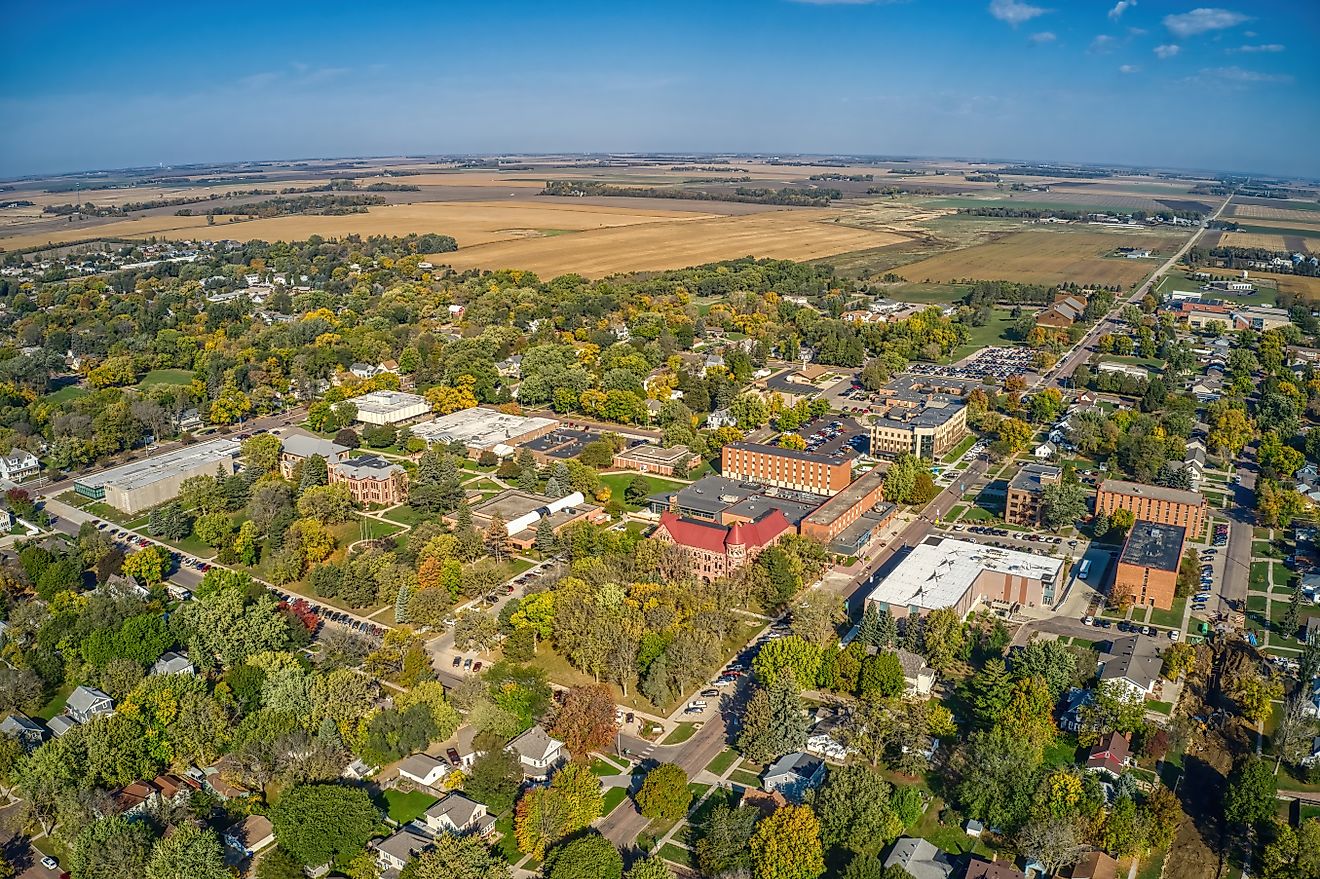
<box><xmin>373</xmin><ymin>824</ymin><xmax>434</xmax><ymax>875</ymax></box>
<box><xmin>65</xmin><ymin>685</ymin><xmax>114</xmax><ymax>723</ymax></box>
<box><xmin>1085</xmin><ymin>732</ymin><xmax>1132</xmax><ymax>779</ymax></box>
<box><xmin>0</xmin><ymin>712</ymin><xmax>45</xmax><ymax>751</ymax></box>
<box><xmin>965</xmin><ymin>859</ymin><xmax>1027</xmax><ymax>879</ymax></box>
<box><xmin>506</xmin><ymin>725</ymin><xmax>566</xmax><ymax>777</ymax></box>
<box><xmin>896</xmin><ymin>648</ymin><xmax>937</xmax><ymax>697</ymax></box>
<box><xmin>1071</xmin><ymin>851</ymin><xmax>1119</xmax><ymax>879</ymax></box>
<box><xmin>397</xmin><ymin>753</ymin><xmax>450</xmax><ymax>788</ymax></box>
<box><xmin>110</xmin><ymin>779</ymin><xmax>160</xmax><ymax>817</ymax></box>
<box><xmin>761</xmin><ymin>752</ymin><xmax>826</xmax><ymax>802</ymax></box>
<box><xmin>422</xmin><ymin>793</ymin><xmax>495</xmax><ymax>836</ymax></box>
<box><xmin>224</xmin><ymin>815</ymin><xmax>276</xmax><ymax>862</ymax></box>
<box><xmin>0</xmin><ymin>450</ymin><xmax>39</xmax><ymax>482</ymax></box>
<box><xmin>1032</xmin><ymin>441</ymin><xmax>1058</xmax><ymax>460</ymax></box>
<box><xmin>105</xmin><ymin>572</ymin><xmax>149</xmax><ymax>599</ymax></box>
<box><xmin>1098</xmin><ymin>636</ymin><xmax>1164</xmax><ymax>699</ymax></box>
<box><xmin>151</xmin><ymin>651</ymin><xmax>195</xmax><ymax>676</ymax></box>
<box><xmin>1058</xmin><ymin>688</ymin><xmax>1094</xmax><ymax>733</ymax></box>
<box><xmin>884</xmin><ymin>837</ymin><xmax>955</xmax><ymax>879</ymax></box>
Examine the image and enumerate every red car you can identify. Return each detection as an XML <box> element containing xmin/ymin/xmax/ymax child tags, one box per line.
<box><xmin>446</xmin><ymin>748</ymin><xmax>462</xmax><ymax>766</ymax></box>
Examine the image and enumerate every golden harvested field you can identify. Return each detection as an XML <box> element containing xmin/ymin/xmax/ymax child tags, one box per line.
<box><xmin>1240</xmin><ymin>269</ymin><xmax>1320</xmax><ymax>300</ymax></box>
<box><xmin>889</xmin><ymin>228</ymin><xmax>1189</xmax><ymax>287</ymax></box>
<box><xmin>1220</xmin><ymin>231</ymin><xmax>1290</xmax><ymax>250</ymax></box>
<box><xmin>434</xmin><ymin>210</ymin><xmax>911</xmax><ymax>278</ymax></box>
<box><xmin>1228</xmin><ymin>203</ymin><xmax>1320</xmax><ymax>223</ymax></box>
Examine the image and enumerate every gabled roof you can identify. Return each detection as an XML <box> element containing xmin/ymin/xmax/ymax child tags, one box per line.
<box><xmin>1099</xmin><ymin>635</ymin><xmax>1163</xmax><ymax>691</ymax></box>
<box><xmin>425</xmin><ymin>792</ymin><xmax>485</xmax><ymax>828</ymax></box>
<box><xmin>398</xmin><ymin>753</ymin><xmax>447</xmax><ymax>778</ymax></box>
<box><xmin>965</xmin><ymin>858</ymin><xmax>1026</xmax><ymax>879</ymax></box>
<box><xmin>763</xmin><ymin>751</ymin><xmax>823</xmax><ymax>781</ymax></box>
<box><xmin>0</xmin><ymin>712</ymin><xmax>43</xmax><ymax>736</ymax></box>
<box><xmin>67</xmin><ymin>685</ymin><xmax>112</xmax><ymax>713</ymax></box>
<box><xmin>507</xmin><ymin>725</ymin><xmax>564</xmax><ymax>762</ymax></box>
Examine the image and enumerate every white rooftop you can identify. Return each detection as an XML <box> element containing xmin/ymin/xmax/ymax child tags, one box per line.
<box><xmin>74</xmin><ymin>438</ymin><xmax>241</xmax><ymax>492</ymax></box>
<box><xmin>347</xmin><ymin>390</ymin><xmax>428</xmax><ymax>416</ymax></box>
<box><xmin>865</xmin><ymin>537</ymin><xmax>1063</xmax><ymax>613</ymax></box>
<box><xmin>412</xmin><ymin>408</ymin><xmax>557</xmax><ymax>450</ymax></box>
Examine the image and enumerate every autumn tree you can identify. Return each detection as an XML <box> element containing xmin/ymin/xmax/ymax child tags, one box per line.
<box><xmin>636</xmin><ymin>763</ymin><xmax>691</xmax><ymax>820</ymax></box>
<box><xmin>750</xmin><ymin>804</ymin><xmax>825</xmax><ymax>879</ymax></box>
<box><xmin>551</xmin><ymin>684</ymin><xmax>618</xmax><ymax>756</ymax></box>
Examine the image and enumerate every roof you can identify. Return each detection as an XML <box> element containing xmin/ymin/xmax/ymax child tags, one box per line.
<box><xmin>67</xmin><ymin>685</ymin><xmax>112</xmax><ymax>713</ymax></box>
<box><xmin>507</xmin><ymin>725</ymin><xmax>564</xmax><ymax>762</ymax></box>
<box><xmin>0</xmin><ymin>713</ymin><xmax>43</xmax><ymax>735</ymax></box>
<box><xmin>224</xmin><ymin>814</ymin><xmax>273</xmax><ymax>848</ymax></box>
<box><xmin>1100</xmin><ymin>635</ymin><xmax>1164</xmax><ymax>691</ymax></box>
<box><xmin>895</xmin><ymin>648</ymin><xmax>934</xmax><ymax>680</ymax></box>
<box><xmin>373</xmin><ymin>825</ymin><xmax>433</xmax><ymax>863</ymax></box>
<box><xmin>333</xmin><ymin>455</ymin><xmax>405</xmax><ymax>480</ymax></box>
<box><xmin>725</xmin><ymin>441</ymin><xmax>849</xmax><ymax>467</ymax></box>
<box><xmin>723</xmin><ymin>495</ymin><xmax>820</xmax><ymax>527</ymax></box>
<box><xmin>965</xmin><ymin>859</ymin><xmax>1026</xmax><ymax>879</ymax></box>
<box><xmin>615</xmin><ymin>443</ymin><xmax>691</xmax><ymax>466</ymax></box>
<box><xmin>668</xmin><ymin>475</ymin><xmax>763</xmax><ymax>516</ymax></box>
<box><xmin>1009</xmin><ymin>463</ymin><xmax>1061</xmax><ymax>494</ymax></box>
<box><xmin>764</xmin><ymin>751</ymin><xmax>823</xmax><ymax>781</ymax></box>
<box><xmin>47</xmin><ymin>715</ymin><xmax>78</xmax><ymax>736</ymax></box>
<box><xmin>803</xmin><ymin>466</ymin><xmax>887</xmax><ymax>529</ymax></box>
<box><xmin>425</xmin><ymin>792</ymin><xmax>485</xmax><ymax>828</ymax></box>
<box><xmin>1099</xmin><ymin>479</ymin><xmax>1204</xmax><ymax>508</ymax></box>
<box><xmin>1119</xmin><ymin>521</ymin><xmax>1185</xmax><ymax>572</ymax></box>
<box><xmin>74</xmin><ymin>438</ymin><xmax>240</xmax><ymax>492</ymax></box>
<box><xmin>657</xmin><ymin>509</ymin><xmax>792</xmax><ymax>554</ymax></box>
<box><xmin>151</xmin><ymin>652</ymin><xmax>193</xmax><ymax>674</ymax></box>
<box><xmin>280</xmin><ymin>432</ymin><xmax>350</xmax><ymax>460</ymax></box>
<box><xmin>1072</xmin><ymin>851</ymin><xmax>1118</xmax><ymax>879</ymax></box>
<box><xmin>864</xmin><ymin>536</ymin><xmax>1063</xmax><ymax>614</ymax></box>
<box><xmin>1086</xmin><ymin>732</ymin><xmax>1132</xmax><ymax>775</ymax></box>
<box><xmin>347</xmin><ymin>390</ymin><xmax>428</xmax><ymax>416</ymax></box>
<box><xmin>398</xmin><ymin>753</ymin><xmax>447</xmax><ymax>778</ymax></box>
<box><xmin>884</xmin><ymin>837</ymin><xmax>954</xmax><ymax>879</ymax></box>
<box><xmin>411</xmin><ymin>407</ymin><xmax>558</xmax><ymax>450</ymax></box>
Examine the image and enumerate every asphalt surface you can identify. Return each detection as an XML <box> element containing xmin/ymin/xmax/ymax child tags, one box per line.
<box><xmin>1220</xmin><ymin>445</ymin><xmax>1258</xmax><ymax>619</ymax></box>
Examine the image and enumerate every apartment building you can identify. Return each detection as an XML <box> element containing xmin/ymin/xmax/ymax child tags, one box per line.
<box><xmin>1005</xmin><ymin>464</ymin><xmax>1062</xmax><ymax>527</ymax></box>
<box><xmin>1095</xmin><ymin>479</ymin><xmax>1207</xmax><ymax>537</ymax></box>
<box><xmin>720</xmin><ymin>442</ymin><xmax>852</xmax><ymax>496</ymax></box>
<box><xmin>1112</xmin><ymin>521</ymin><xmax>1185</xmax><ymax>610</ymax></box>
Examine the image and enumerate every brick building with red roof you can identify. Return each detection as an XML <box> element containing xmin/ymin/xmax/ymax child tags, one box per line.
<box><xmin>653</xmin><ymin>508</ymin><xmax>792</xmax><ymax>581</ymax></box>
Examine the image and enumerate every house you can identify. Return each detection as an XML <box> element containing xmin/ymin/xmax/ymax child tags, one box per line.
<box><xmin>896</xmin><ymin>648</ymin><xmax>937</xmax><ymax>696</ymax></box>
<box><xmin>1085</xmin><ymin>732</ymin><xmax>1132</xmax><ymax>779</ymax></box>
<box><xmin>964</xmin><ymin>819</ymin><xmax>984</xmax><ymax>838</ymax></box>
<box><xmin>373</xmin><ymin>824</ymin><xmax>434</xmax><ymax>875</ymax></box>
<box><xmin>47</xmin><ymin>714</ymin><xmax>78</xmax><ymax>737</ymax></box>
<box><xmin>223</xmin><ymin>814</ymin><xmax>275</xmax><ymax>861</ymax></box>
<box><xmin>105</xmin><ymin>572</ymin><xmax>149</xmax><ymax>599</ymax></box>
<box><xmin>451</xmin><ymin>725</ymin><xmax>485</xmax><ymax>769</ymax></box>
<box><xmin>1071</xmin><ymin>851</ymin><xmax>1119</xmax><ymax>879</ymax></box>
<box><xmin>506</xmin><ymin>725</ymin><xmax>566</xmax><ymax>777</ymax></box>
<box><xmin>965</xmin><ymin>858</ymin><xmax>1027</xmax><ymax>879</ymax></box>
<box><xmin>1033</xmin><ymin>441</ymin><xmax>1058</xmax><ymax>460</ymax></box>
<box><xmin>151</xmin><ymin>652</ymin><xmax>195</xmax><ymax>676</ymax></box>
<box><xmin>422</xmin><ymin>792</ymin><xmax>495</xmax><ymax>836</ymax></box>
<box><xmin>884</xmin><ymin>837</ymin><xmax>955</xmax><ymax>879</ymax></box>
<box><xmin>65</xmin><ymin>685</ymin><xmax>114</xmax><ymax>724</ymax></box>
<box><xmin>397</xmin><ymin>753</ymin><xmax>450</xmax><ymax>788</ymax></box>
<box><xmin>761</xmin><ymin>752</ymin><xmax>826</xmax><ymax>801</ymax></box>
<box><xmin>706</xmin><ymin>408</ymin><xmax>737</xmax><ymax>430</ymax></box>
<box><xmin>350</xmin><ymin>362</ymin><xmax>382</xmax><ymax>379</ymax></box>
<box><xmin>0</xmin><ymin>449</ymin><xmax>39</xmax><ymax>482</ymax></box>
<box><xmin>110</xmin><ymin>779</ymin><xmax>160</xmax><ymax>817</ymax></box>
<box><xmin>0</xmin><ymin>712</ymin><xmax>45</xmax><ymax>751</ymax></box>
<box><xmin>1058</xmin><ymin>688</ymin><xmax>1094</xmax><ymax>733</ymax></box>
<box><xmin>1098</xmin><ymin>636</ymin><xmax>1164</xmax><ymax>699</ymax></box>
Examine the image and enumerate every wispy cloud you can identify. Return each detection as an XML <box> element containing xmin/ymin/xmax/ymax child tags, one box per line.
<box><xmin>1108</xmin><ymin>0</ymin><xmax>1136</xmax><ymax>21</ymax></box>
<box><xmin>1233</xmin><ymin>43</ymin><xmax>1285</xmax><ymax>53</ymax></box>
<box><xmin>1164</xmin><ymin>8</ymin><xmax>1250</xmax><ymax>38</ymax></box>
<box><xmin>1029</xmin><ymin>31</ymin><xmax>1057</xmax><ymax>43</ymax></box>
<box><xmin>988</xmin><ymin>0</ymin><xmax>1047</xmax><ymax>26</ymax></box>
<box><xmin>1154</xmin><ymin>44</ymin><xmax>1181</xmax><ymax>59</ymax></box>
<box><xmin>1191</xmin><ymin>65</ymin><xmax>1293</xmax><ymax>84</ymax></box>
<box><xmin>1090</xmin><ymin>34</ymin><xmax>1116</xmax><ymax>53</ymax></box>
<box><xmin>1119</xmin><ymin>64</ymin><xmax>1141</xmax><ymax>74</ymax></box>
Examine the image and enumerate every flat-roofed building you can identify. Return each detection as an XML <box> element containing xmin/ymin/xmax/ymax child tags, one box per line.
<box><xmin>1005</xmin><ymin>464</ymin><xmax>1062</xmax><ymax>527</ymax></box>
<box><xmin>654</xmin><ymin>509</ymin><xmax>793</xmax><ymax>581</ymax></box>
<box><xmin>449</xmin><ymin>489</ymin><xmax>604</xmax><ymax>549</ymax></box>
<box><xmin>1113</xmin><ymin>520</ymin><xmax>1185</xmax><ymax>610</ymax></box>
<box><xmin>347</xmin><ymin>390</ymin><xmax>430</xmax><ymax>425</ymax></box>
<box><xmin>1095</xmin><ymin>479</ymin><xmax>1207</xmax><ymax>537</ymax></box>
<box><xmin>73</xmin><ymin>438</ymin><xmax>241</xmax><ymax>514</ymax></box>
<box><xmin>612</xmin><ymin>443</ymin><xmax>691</xmax><ymax>476</ymax></box>
<box><xmin>800</xmin><ymin>466</ymin><xmax>892</xmax><ymax>553</ymax></box>
<box><xmin>330</xmin><ymin>455</ymin><xmax>408</xmax><ymax>506</ymax></box>
<box><xmin>864</xmin><ymin>536</ymin><xmax>1063</xmax><ymax>620</ymax></box>
<box><xmin>411</xmin><ymin>407</ymin><xmax>559</xmax><ymax>458</ymax></box>
<box><xmin>721</xmin><ymin>442</ymin><xmax>852</xmax><ymax>496</ymax></box>
<box><xmin>866</xmin><ymin>387</ymin><xmax>968</xmax><ymax>461</ymax></box>
<box><xmin>1233</xmin><ymin>305</ymin><xmax>1292</xmax><ymax>332</ymax></box>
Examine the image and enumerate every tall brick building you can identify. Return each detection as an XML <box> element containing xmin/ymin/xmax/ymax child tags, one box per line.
<box><xmin>720</xmin><ymin>442</ymin><xmax>852</xmax><ymax>496</ymax></box>
<box><xmin>653</xmin><ymin>509</ymin><xmax>792</xmax><ymax>581</ymax></box>
<box><xmin>1005</xmin><ymin>464</ymin><xmax>1062</xmax><ymax>527</ymax></box>
<box><xmin>1113</xmin><ymin>521</ymin><xmax>1185</xmax><ymax>610</ymax></box>
<box><xmin>1095</xmin><ymin>480</ymin><xmax>1207</xmax><ymax>537</ymax></box>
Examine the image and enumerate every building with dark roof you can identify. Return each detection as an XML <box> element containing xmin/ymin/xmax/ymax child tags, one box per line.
<box><xmin>1113</xmin><ymin>520</ymin><xmax>1186</xmax><ymax>610</ymax></box>
<box><xmin>1005</xmin><ymin>464</ymin><xmax>1062</xmax><ymax>527</ymax></box>
<box><xmin>654</xmin><ymin>508</ymin><xmax>793</xmax><ymax>581</ymax></box>
<box><xmin>1099</xmin><ymin>635</ymin><xmax>1164</xmax><ymax>698</ymax></box>
<box><xmin>1096</xmin><ymin>479</ymin><xmax>1207</xmax><ymax>537</ymax></box>
<box><xmin>721</xmin><ymin>442</ymin><xmax>852</xmax><ymax>496</ymax></box>
<box><xmin>866</xmin><ymin>388</ymin><xmax>968</xmax><ymax>460</ymax></box>
<box><xmin>330</xmin><ymin>454</ymin><xmax>408</xmax><ymax>505</ymax></box>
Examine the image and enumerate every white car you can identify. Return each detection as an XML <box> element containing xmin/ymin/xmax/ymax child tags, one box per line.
<box><xmin>1169</xmin><ymin>630</ymin><xmax>1180</xmax><ymax>641</ymax></box>
<box><xmin>41</xmin><ymin>856</ymin><xmax>58</xmax><ymax>870</ymax></box>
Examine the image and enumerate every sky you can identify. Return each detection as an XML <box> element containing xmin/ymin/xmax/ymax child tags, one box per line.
<box><xmin>2</xmin><ymin>0</ymin><xmax>1318</xmax><ymax>179</ymax></box>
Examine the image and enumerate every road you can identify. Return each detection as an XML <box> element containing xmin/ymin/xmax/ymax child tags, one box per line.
<box><xmin>1043</xmin><ymin>194</ymin><xmax>1234</xmax><ymax>390</ymax></box>
<box><xmin>1221</xmin><ymin>445</ymin><xmax>1258</xmax><ymax>620</ymax></box>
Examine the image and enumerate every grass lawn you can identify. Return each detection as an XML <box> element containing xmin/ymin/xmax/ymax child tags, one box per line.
<box><xmin>1135</xmin><ymin>846</ymin><xmax>1169</xmax><ymax>879</ymax></box>
<box><xmin>381</xmin><ymin>505</ymin><xmax>435</xmax><ymax>526</ymax></box>
<box><xmin>381</xmin><ymin>789</ymin><xmax>439</xmax><ymax>824</ymax></box>
<box><xmin>662</xmin><ymin>723</ymin><xmax>699</xmax><ymax>746</ymax></box>
<box><xmin>157</xmin><ymin>534</ymin><xmax>216</xmax><ymax>559</ymax></box>
<box><xmin>601</xmin><ymin>786</ymin><xmax>630</xmax><ymax>816</ymax></box>
<box><xmin>590</xmin><ymin>757</ymin><xmax>627</xmax><ymax>777</ymax></box>
<box><xmin>948</xmin><ymin>309</ymin><xmax>1018</xmax><ymax>361</ymax></box>
<box><xmin>361</xmin><ymin>518</ymin><xmax>405</xmax><ymax>539</ymax></box>
<box><xmin>946</xmin><ymin>504</ymin><xmax>967</xmax><ymax>521</ymax></box>
<box><xmin>600</xmin><ymin>472</ymin><xmax>686</xmax><ymax>511</ymax></box>
<box><xmin>1273</xmin><ymin>562</ymin><xmax>1297</xmax><ymax>590</ymax></box>
<box><xmin>1251</xmin><ymin>562</ymin><xmax>1271</xmax><ymax>592</ymax></box>
<box><xmin>942</xmin><ymin>434</ymin><xmax>978</xmax><ymax>463</ymax></box>
<box><xmin>1254</xmin><ymin>540</ymin><xmax>1284</xmax><ymax>559</ymax></box>
<box><xmin>43</xmin><ymin>385</ymin><xmax>88</xmax><ymax>404</ymax></box>
<box><xmin>137</xmin><ymin>368</ymin><xmax>195</xmax><ymax>387</ymax></box>
<box><xmin>705</xmin><ymin>748</ymin><xmax>740</xmax><ymax>777</ymax></box>
<box><xmin>1147</xmin><ymin>597</ymin><xmax>1187</xmax><ymax>630</ymax></box>
<box><xmin>911</xmin><ymin>799</ymin><xmax>989</xmax><ymax>857</ymax></box>
<box><xmin>729</xmin><ymin>769</ymin><xmax>762</xmax><ymax>788</ymax></box>
<box><xmin>1147</xmin><ymin>700</ymin><xmax>1174</xmax><ymax>716</ymax></box>
<box><xmin>1042</xmin><ymin>733</ymin><xmax>1080</xmax><ymax>768</ymax></box>
<box><xmin>962</xmin><ymin>505</ymin><xmax>995</xmax><ymax>522</ymax></box>
<box><xmin>35</xmin><ymin>681</ymin><xmax>75</xmax><ymax>721</ymax></box>
<box><xmin>658</xmin><ymin>843</ymin><xmax>693</xmax><ymax>868</ymax></box>
<box><xmin>494</xmin><ymin>814</ymin><xmax>521</xmax><ymax>862</ymax></box>
<box><xmin>1246</xmin><ymin>594</ymin><xmax>1269</xmax><ymax>614</ymax></box>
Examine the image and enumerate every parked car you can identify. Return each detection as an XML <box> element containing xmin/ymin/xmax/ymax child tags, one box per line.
<box><xmin>446</xmin><ymin>748</ymin><xmax>462</xmax><ymax>766</ymax></box>
<box><xmin>463</xmin><ymin>658</ymin><xmax>473</xmax><ymax>670</ymax></box>
<box><xmin>700</xmin><ymin>689</ymin><xmax>719</xmax><ymax>698</ymax></box>
<box><xmin>472</xmin><ymin>661</ymin><xmax>483</xmax><ymax>672</ymax></box>
<box><xmin>452</xmin><ymin>656</ymin><xmax>462</xmax><ymax>667</ymax></box>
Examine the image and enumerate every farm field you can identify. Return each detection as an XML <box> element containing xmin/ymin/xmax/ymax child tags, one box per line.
<box><xmin>1221</xmin><ymin>231</ymin><xmax>1291</xmax><ymax>251</ymax></box>
<box><xmin>0</xmin><ymin>212</ymin><xmax>232</xmax><ymax>251</ymax></box>
<box><xmin>888</xmin><ymin>227</ymin><xmax>1189</xmax><ymax>287</ymax></box>
<box><xmin>435</xmin><ymin>209</ymin><xmax>912</xmax><ymax>278</ymax></box>
<box><xmin>1229</xmin><ymin>201</ymin><xmax>1320</xmax><ymax>220</ymax></box>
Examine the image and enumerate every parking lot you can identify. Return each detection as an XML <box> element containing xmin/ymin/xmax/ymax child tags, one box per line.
<box><xmin>909</xmin><ymin>346</ymin><xmax>1036</xmax><ymax>382</ymax></box>
<box><xmin>793</xmin><ymin>415</ymin><xmax>867</xmax><ymax>457</ymax></box>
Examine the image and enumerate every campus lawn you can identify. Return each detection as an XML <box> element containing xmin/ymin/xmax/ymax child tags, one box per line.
<box><xmin>1250</xmin><ymin>562</ymin><xmax>1271</xmax><ymax>592</ymax></box>
<box><xmin>961</xmin><ymin>505</ymin><xmax>995</xmax><ymax>522</ymax></box>
<box><xmin>942</xmin><ymin>434</ymin><xmax>978</xmax><ymax>463</ymax></box>
<box><xmin>1254</xmin><ymin>540</ymin><xmax>1284</xmax><ymax>559</ymax></box>
<box><xmin>599</xmin><ymin>472</ymin><xmax>686</xmax><ymax>511</ymax></box>
<box><xmin>381</xmin><ymin>789</ymin><xmax>439</xmax><ymax>825</ymax></box>
<box><xmin>1147</xmin><ymin>597</ymin><xmax>1187</xmax><ymax>630</ymax></box>
<box><xmin>381</xmin><ymin>505</ymin><xmax>435</xmax><ymax>527</ymax></box>
<box><xmin>947</xmin><ymin>309</ymin><xmax>1018</xmax><ymax>361</ymax></box>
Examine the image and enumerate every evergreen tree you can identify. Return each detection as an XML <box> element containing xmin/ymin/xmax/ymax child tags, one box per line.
<box><xmin>395</xmin><ymin>582</ymin><xmax>412</xmax><ymax>624</ymax></box>
<box><xmin>535</xmin><ymin>522</ymin><xmax>558</xmax><ymax>556</ymax></box>
<box><xmin>1283</xmin><ymin>589</ymin><xmax>1302</xmax><ymax>640</ymax></box>
<box><xmin>876</xmin><ymin>609</ymin><xmax>897</xmax><ymax>649</ymax></box>
<box><xmin>299</xmin><ymin>455</ymin><xmax>328</xmax><ymax>491</ymax></box>
<box><xmin>737</xmin><ymin>675</ymin><xmax>808</xmax><ymax>763</ymax></box>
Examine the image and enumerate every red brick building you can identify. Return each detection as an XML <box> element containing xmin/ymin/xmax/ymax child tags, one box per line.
<box><xmin>1095</xmin><ymin>479</ymin><xmax>1207</xmax><ymax>537</ymax></box>
<box><xmin>720</xmin><ymin>442</ymin><xmax>851</xmax><ymax>496</ymax></box>
<box><xmin>329</xmin><ymin>455</ymin><xmax>408</xmax><ymax>506</ymax></box>
<box><xmin>653</xmin><ymin>508</ymin><xmax>792</xmax><ymax>581</ymax></box>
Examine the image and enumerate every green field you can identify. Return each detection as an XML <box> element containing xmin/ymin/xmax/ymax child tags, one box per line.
<box><xmin>705</xmin><ymin>748</ymin><xmax>740</xmax><ymax>777</ymax></box>
<box><xmin>1250</xmin><ymin>562</ymin><xmax>1271</xmax><ymax>592</ymax></box>
<box><xmin>948</xmin><ymin>309</ymin><xmax>1018</xmax><ymax>361</ymax></box>
<box><xmin>381</xmin><ymin>789</ymin><xmax>439</xmax><ymax>825</ymax></box>
<box><xmin>137</xmin><ymin>368</ymin><xmax>195</xmax><ymax>387</ymax></box>
<box><xmin>658</xmin><ymin>843</ymin><xmax>693</xmax><ymax>868</ymax></box>
<box><xmin>43</xmin><ymin>385</ymin><xmax>88</xmax><ymax>404</ymax></box>
<box><xmin>600</xmin><ymin>472</ymin><xmax>686</xmax><ymax>511</ymax></box>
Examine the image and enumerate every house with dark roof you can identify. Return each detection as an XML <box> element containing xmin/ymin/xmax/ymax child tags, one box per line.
<box><xmin>0</xmin><ymin>712</ymin><xmax>45</xmax><ymax>751</ymax></box>
<box><xmin>884</xmin><ymin>837</ymin><xmax>955</xmax><ymax>879</ymax></box>
<box><xmin>895</xmin><ymin>648</ymin><xmax>937</xmax><ymax>696</ymax></box>
<box><xmin>1099</xmin><ymin>635</ymin><xmax>1164</xmax><ymax>699</ymax></box>
<box><xmin>964</xmin><ymin>858</ymin><xmax>1027</xmax><ymax>879</ymax></box>
<box><xmin>65</xmin><ymin>685</ymin><xmax>113</xmax><ymax>724</ymax></box>
<box><xmin>506</xmin><ymin>725</ymin><xmax>566</xmax><ymax>778</ymax></box>
<box><xmin>761</xmin><ymin>752</ymin><xmax>826</xmax><ymax>801</ymax></box>
<box><xmin>653</xmin><ymin>508</ymin><xmax>792</xmax><ymax>582</ymax></box>
<box><xmin>1085</xmin><ymin>732</ymin><xmax>1132</xmax><ymax>779</ymax></box>
<box><xmin>372</xmin><ymin>824</ymin><xmax>434</xmax><ymax>876</ymax></box>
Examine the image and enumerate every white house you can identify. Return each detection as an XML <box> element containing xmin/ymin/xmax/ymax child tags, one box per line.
<box><xmin>1033</xmin><ymin>441</ymin><xmax>1058</xmax><ymax>460</ymax></box>
<box><xmin>1098</xmin><ymin>635</ymin><xmax>1163</xmax><ymax>700</ymax></box>
<box><xmin>506</xmin><ymin>725</ymin><xmax>566</xmax><ymax>778</ymax></box>
<box><xmin>397</xmin><ymin>753</ymin><xmax>450</xmax><ymax>788</ymax></box>
<box><xmin>373</xmin><ymin>825</ymin><xmax>433</xmax><ymax>875</ymax></box>
<box><xmin>896</xmin><ymin>648</ymin><xmax>937</xmax><ymax>697</ymax></box>
<box><xmin>151</xmin><ymin>652</ymin><xmax>195</xmax><ymax>676</ymax></box>
<box><xmin>0</xmin><ymin>450</ymin><xmax>39</xmax><ymax>482</ymax></box>
<box><xmin>422</xmin><ymin>793</ymin><xmax>495</xmax><ymax>836</ymax></box>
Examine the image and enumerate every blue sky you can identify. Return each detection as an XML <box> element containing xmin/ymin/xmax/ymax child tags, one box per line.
<box><xmin>2</xmin><ymin>0</ymin><xmax>1317</xmax><ymax>178</ymax></box>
